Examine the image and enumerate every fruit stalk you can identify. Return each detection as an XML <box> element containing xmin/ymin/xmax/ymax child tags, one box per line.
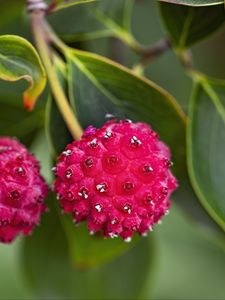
<box><xmin>27</xmin><ymin>0</ymin><xmax>83</xmax><ymax>140</ymax></box>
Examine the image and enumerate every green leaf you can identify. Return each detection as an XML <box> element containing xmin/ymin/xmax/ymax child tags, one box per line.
<box><xmin>158</xmin><ymin>2</ymin><xmax>225</xmax><ymax>50</ymax></box>
<box><xmin>48</xmin><ymin>2</ymin><xmax>107</xmax><ymax>42</ymax></box>
<box><xmin>49</xmin><ymin>0</ymin><xmax>134</xmax><ymax>43</ymax></box>
<box><xmin>62</xmin><ymin>216</ymin><xmax>138</xmax><ymax>268</ymax></box>
<box><xmin>66</xmin><ymin>49</ymin><xmax>186</xmax><ymax>177</ymax></box>
<box><xmin>0</xmin><ymin>35</ymin><xmax>46</xmax><ymax>111</ymax></box>
<box><xmin>187</xmin><ymin>79</ymin><xmax>225</xmax><ymax>231</ymax></box>
<box><xmin>158</xmin><ymin>0</ymin><xmax>224</xmax><ymax>6</ymax></box>
<box><xmin>0</xmin><ymin>81</ymin><xmax>45</xmax><ymax>146</ymax></box>
<box><xmin>22</xmin><ymin>195</ymin><xmax>156</xmax><ymax>299</ymax></box>
<box><xmin>50</xmin><ymin>0</ymin><xmax>97</xmax><ymax>12</ymax></box>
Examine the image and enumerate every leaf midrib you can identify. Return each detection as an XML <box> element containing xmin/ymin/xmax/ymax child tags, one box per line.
<box><xmin>0</xmin><ymin>52</ymin><xmax>33</xmax><ymax>77</ymax></box>
<box><xmin>67</xmin><ymin>52</ymin><xmax>128</xmax><ymax>107</ymax></box>
<box><xmin>178</xmin><ymin>7</ymin><xmax>194</xmax><ymax>49</ymax></box>
<box><xmin>187</xmin><ymin>82</ymin><xmax>225</xmax><ymax>231</ymax></box>
<box><xmin>202</xmin><ymin>81</ymin><xmax>225</xmax><ymax>124</ymax></box>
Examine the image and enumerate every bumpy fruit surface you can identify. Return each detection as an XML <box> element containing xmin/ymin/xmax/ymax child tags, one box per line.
<box><xmin>0</xmin><ymin>137</ymin><xmax>48</xmax><ymax>243</ymax></box>
<box><xmin>54</xmin><ymin>120</ymin><xmax>178</xmax><ymax>241</ymax></box>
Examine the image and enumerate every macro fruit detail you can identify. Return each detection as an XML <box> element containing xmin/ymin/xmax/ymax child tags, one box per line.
<box><xmin>54</xmin><ymin>120</ymin><xmax>178</xmax><ymax>241</ymax></box>
<box><xmin>0</xmin><ymin>137</ymin><xmax>48</xmax><ymax>243</ymax></box>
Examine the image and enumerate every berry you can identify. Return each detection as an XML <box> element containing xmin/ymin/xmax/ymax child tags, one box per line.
<box><xmin>54</xmin><ymin>120</ymin><xmax>178</xmax><ymax>241</ymax></box>
<box><xmin>0</xmin><ymin>137</ymin><xmax>48</xmax><ymax>243</ymax></box>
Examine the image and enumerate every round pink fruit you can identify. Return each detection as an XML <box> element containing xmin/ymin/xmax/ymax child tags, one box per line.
<box><xmin>54</xmin><ymin>120</ymin><xmax>178</xmax><ymax>241</ymax></box>
<box><xmin>0</xmin><ymin>137</ymin><xmax>48</xmax><ymax>243</ymax></box>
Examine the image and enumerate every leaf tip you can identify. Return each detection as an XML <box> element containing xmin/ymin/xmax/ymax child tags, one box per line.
<box><xmin>23</xmin><ymin>94</ymin><xmax>36</xmax><ymax>111</ymax></box>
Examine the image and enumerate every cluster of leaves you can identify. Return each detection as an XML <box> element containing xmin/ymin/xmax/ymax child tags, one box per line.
<box><xmin>0</xmin><ymin>0</ymin><xmax>225</xmax><ymax>298</ymax></box>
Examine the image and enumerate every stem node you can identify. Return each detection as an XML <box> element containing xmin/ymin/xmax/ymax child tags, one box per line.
<box><xmin>27</xmin><ymin>0</ymin><xmax>48</xmax><ymax>12</ymax></box>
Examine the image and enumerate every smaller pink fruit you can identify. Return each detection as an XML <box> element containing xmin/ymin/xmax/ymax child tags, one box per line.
<box><xmin>0</xmin><ymin>137</ymin><xmax>48</xmax><ymax>243</ymax></box>
<box><xmin>54</xmin><ymin>120</ymin><xmax>178</xmax><ymax>241</ymax></box>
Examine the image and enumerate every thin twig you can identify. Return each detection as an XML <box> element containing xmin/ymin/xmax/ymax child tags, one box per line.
<box><xmin>27</xmin><ymin>0</ymin><xmax>83</xmax><ymax>140</ymax></box>
<box><xmin>140</xmin><ymin>38</ymin><xmax>171</xmax><ymax>65</ymax></box>
<box><xmin>132</xmin><ymin>38</ymin><xmax>171</xmax><ymax>74</ymax></box>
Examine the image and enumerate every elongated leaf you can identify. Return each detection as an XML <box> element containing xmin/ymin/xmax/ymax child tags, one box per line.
<box><xmin>159</xmin><ymin>0</ymin><xmax>224</xmax><ymax>6</ymax></box>
<box><xmin>49</xmin><ymin>2</ymin><xmax>106</xmax><ymax>43</ymax></box>
<box><xmin>158</xmin><ymin>2</ymin><xmax>225</xmax><ymax>50</ymax></box>
<box><xmin>66</xmin><ymin>49</ymin><xmax>186</xmax><ymax>177</ymax></box>
<box><xmin>49</xmin><ymin>0</ymin><xmax>133</xmax><ymax>43</ymax></box>
<box><xmin>22</xmin><ymin>195</ymin><xmax>156</xmax><ymax>299</ymax></box>
<box><xmin>0</xmin><ymin>35</ymin><xmax>46</xmax><ymax>111</ymax></box>
<box><xmin>187</xmin><ymin>79</ymin><xmax>225</xmax><ymax>231</ymax></box>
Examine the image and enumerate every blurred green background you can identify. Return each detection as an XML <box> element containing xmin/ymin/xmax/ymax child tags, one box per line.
<box><xmin>0</xmin><ymin>0</ymin><xmax>225</xmax><ymax>299</ymax></box>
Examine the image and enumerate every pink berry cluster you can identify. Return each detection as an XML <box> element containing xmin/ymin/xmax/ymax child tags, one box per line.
<box><xmin>54</xmin><ymin>120</ymin><xmax>177</xmax><ymax>241</ymax></box>
<box><xmin>0</xmin><ymin>137</ymin><xmax>48</xmax><ymax>243</ymax></box>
